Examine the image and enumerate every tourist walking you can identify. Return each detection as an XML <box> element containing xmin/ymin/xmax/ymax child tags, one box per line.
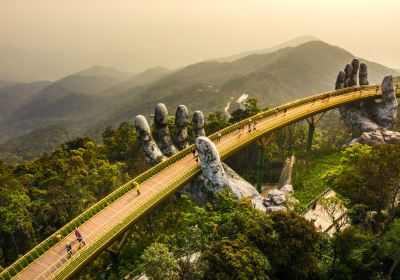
<box><xmin>66</xmin><ymin>242</ymin><xmax>72</xmax><ymax>257</ymax></box>
<box><xmin>74</xmin><ymin>227</ymin><xmax>86</xmax><ymax>248</ymax></box>
<box><xmin>136</xmin><ymin>184</ymin><xmax>141</xmax><ymax>196</ymax></box>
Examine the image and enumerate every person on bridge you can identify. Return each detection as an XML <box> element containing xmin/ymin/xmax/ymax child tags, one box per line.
<box><xmin>248</xmin><ymin>123</ymin><xmax>252</xmax><ymax>134</ymax></box>
<box><xmin>134</xmin><ymin>182</ymin><xmax>141</xmax><ymax>196</ymax></box>
<box><xmin>74</xmin><ymin>227</ymin><xmax>86</xmax><ymax>248</ymax></box>
<box><xmin>238</xmin><ymin>124</ymin><xmax>243</xmax><ymax>138</ymax></box>
<box><xmin>253</xmin><ymin>120</ymin><xmax>257</xmax><ymax>131</ymax></box>
<box><xmin>217</xmin><ymin>132</ymin><xmax>221</xmax><ymax>142</ymax></box>
<box><xmin>323</xmin><ymin>93</ymin><xmax>330</xmax><ymax>102</ymax></box>
<box><xmin>192</xmin><ymin>148</ymin><xmax>197</xmax><ymax>158</ymax></box>
<box><xmin>66</xmin><ymin>242</ymin><xmax>72</xmax><ymax>257</ymax></box>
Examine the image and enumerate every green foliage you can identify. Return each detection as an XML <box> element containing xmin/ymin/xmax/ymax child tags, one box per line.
<box><xmin>319</xmin><ymin>196</ymin><xmax>348</xmax><ymax>233</ymax></box>
<box><xmin>93</xmin><ymin>190</ymin><xmax>319</xmax><ymax>280</ymax></box>
<box><xmin>102</xmin><ymin>122</ymin><xmax>144</xmax><ymax>174</ymax></box>
<box><xmin>0</xmin><ymin>137</ymin><xmax>128</xmax><ymax>267</ymax></box>
<box><xmin>324</xmin><ymin>144</ymin><xmax>400</xmax><ymax>227</ymax></box>
<box><xmin>328</xmin><ymin>226</ymin><xmax>383</xmax><ymax>280</ymax></box>
<box><xmin>141</xmin><ymin>242</ymin><xmax>178</xmax><ymax>280</ymax></box>
<box><xmin>292</xmin><ymin>151</ymin><xmax>341</xmax><ymax>207</ymax></box>
<box><xmin>204</xmin><ymin>112</ymin><xmax>230</xmax><ymax>135</ymax></box>
<box><xmin>229</xmin><ymin>98</ymin><xmax>260</xmax><ymax>123</ymax></box>
<box><xmin>381</xmin><ymin>219</ymin><xmax>400</xmax><ymax>279</ymax></box>
<box><xmin>202</xmin><ymin>235</ymin><xmax>270</xmax><ymax>280</ymax></box>
<box><xmin>268</xmin><ymin>211</ymin><xmax>320</xmax><ymax>279</ymax></box>
<box><xmin>0</xmin><ymin>125</ymin><xmax>77</xmax><ymax>163</ymax></box>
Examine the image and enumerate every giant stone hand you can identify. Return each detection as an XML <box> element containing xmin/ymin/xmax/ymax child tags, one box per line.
<box><xmin>134</xmin><ymin>103</ymin><xmax>267</xmax><ymax>211</ymax></box>
<box><xmin>335</xmin><ymin>59</ymin><xmax>400</xmax><ymax>145</ymax></box>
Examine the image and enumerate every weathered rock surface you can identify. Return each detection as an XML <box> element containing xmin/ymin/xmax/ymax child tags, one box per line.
<box><xmin>349</xmin><ymin>59</ymin><xmax>359</xmax><ymax>87</ymax></box>
<box><xmin>265</xmin><ymin>205</ymin><xmax>287</xmax><ymax>213</ymax></box>
<box><xmin>335</xmin><ymin>71</ymin><xmax>345</xmax><ymax>90</ymax></box>
<box><xmin>365</xmin><ymin>76</ymin><xmax>398</xmax><ymax>129</ymax></box>
<box><xmin>359</xmin><ymin>63</ymin><xmax>369</xmax><ymax>85</ymax></box>
<box><xmin>134</xmin><ymin>103</ymin><xmax>191</xmax><ymax>163</ymax></box>
<box><xmin>269</xmin><ymin>189</ymin><xmax>287</xmax><ymax>205</ymax></box>
<box><xmin>153</xmin><ymin>103</ymin><xmax>178</xmax><ymax>156</ymax></box>
<box><xmin>195</xmin><ymin>136</ymin><xmax>266</xmax><ymax>211</ymax></box>
<box><xmin>262</xmin><ymin>189</ymin><xmax>289</xmax><ymax>212</ymax></box>
<box><xmin>135</xmin><ymin>104</ymin><xmax>266</xmax><ymax>210</ymax></box>
<box><xmin>339</xmin><ymin>104</ymin><xmax>380</xmax><ymax>137</ymax></box>
<box><xmin>192</xmin><ymin>111</ymin><xmax>206</xmax><ymax>139</ymax></box>
<box><xmin>175</xmin><ymin>105</ymin><xmax>189</xmax><ymax>150</ymax></box>
<box><xmin>344</xmin><ymin>64</ymin><xmax>353</xmax><ymax>87</ymax></box>
<box><xmin>281</xmin><ymin>184</ymin><xmax>294</xmax><ymax>193</ymax></box>
<box><xmin>336</xmin><ymin>60</ymin><xmax>400</xmax><ymax>145</ymax></box>
<box><xmin>134</xmin><ymin>115</ymin><xmax>165</xmax><ymax>164</ymax></box>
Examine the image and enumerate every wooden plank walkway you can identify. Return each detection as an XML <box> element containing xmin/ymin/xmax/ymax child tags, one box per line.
<box><xmin>11</xmin><ymin>87</ymin><xmax>391</xmax><ymax>279</ymax></box>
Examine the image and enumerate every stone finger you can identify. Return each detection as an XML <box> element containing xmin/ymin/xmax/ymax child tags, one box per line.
<box><xmin>134</xmin><ymin>115</ymin><xmax>165</xmax><ymax>164</ymax></box>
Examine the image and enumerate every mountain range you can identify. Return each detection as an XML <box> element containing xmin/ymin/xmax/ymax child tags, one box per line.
<box><xmin>0</xmin><ymin>39</ymin><xmax>398</xmax><ymax>162</ymax></box>
<box><xmin>215</xmin><ymin>35</ymin><xmax>319</xmax><ymax>62</ymax></box>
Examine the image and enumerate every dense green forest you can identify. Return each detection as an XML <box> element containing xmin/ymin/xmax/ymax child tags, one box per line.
<box><xmin>77</xmin><ymin>145</ymin><xmax>400</xmax><ymax>280</ymax></box>
<box><xmin>1</xmin><ymin>99</ymin><xmax>399</xmax><ymax>279</ymax></box>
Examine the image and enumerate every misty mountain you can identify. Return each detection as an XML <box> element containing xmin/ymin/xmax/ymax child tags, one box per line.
<box><xmin>1</xmin><ymin>40</ymin><xmax>398</xmax><ymax>157</ymax></box>
<box><xmin>0</xmin><ymin>66</ymin><xmax>171</xmax><ymax>142</ymax></box>
<box><xmin>0</xmin><ymin>79</ymin><xmax>18</xmax><ymax>88</ymax></box>
<box><xmin>215</xmin><ymin>35</ymin><xmax>318</xmax><ymax>62</ymax></box>
<box><xmin>0</xmin><ymin>46</ymin><xmax>173</xmax><ymax>82</ymax></box>
<box><xmin>100</xmin><ymin>41</ymin><xmax>399</xmax><ymax>129</ymax></box>
<box><xmin>0</xmin><ymin>47</ymin><xmax>86</xmax><ymax>82</ymax></box>
<box><xmin>100</xmin><ymin>67</ymin><xmax>171</xmax><ymax>97</ymax></box>
<box><xmin>0</xmin><ymin>125</ymin><xmax>77</xmax><ymax>163</ymax></box>
<box><xmin>0</xmin><ymin>72</ymin><xmax>123</xmax><ymax>142</ymax></box>
<box><xmin>76</xmin><ymin>65</ymin><xmax>133</xmax><ymax>81</ymax></box>
<box><xmin>0</xmin><ymin>81</ymin><xmax>51</xmax><ymax>121</ymax></box>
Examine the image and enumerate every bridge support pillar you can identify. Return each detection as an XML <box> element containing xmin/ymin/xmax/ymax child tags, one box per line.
<box><xmin>106</xmin><ymin>228</ymin><xmax>133</xmax><ymax>255</ymax></box>
<box><xmin>306</xmin><ymin>121</ymin><xmax>315</xmax><ymax>152</ymax></box>
<box><xmin>256</xmin><ymin>135</ymin><xmax>273</xmax><ymax>193</ymax></box>
<box><xmin>306</xmin><ymin>113</ymin><xmax>325</xmax><ymax>152</ymax></box>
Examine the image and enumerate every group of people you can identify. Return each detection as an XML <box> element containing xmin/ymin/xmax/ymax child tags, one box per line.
<box><xmin>237</xmin><ymin>119</ymin><xmax>257</xmax><ymax>137</ymax></box>
<box><xmin>64</xmin><ymin>181</ymin><xmax>143</xmax><ymax>258</ymax></box>
<box><xmin>65</xmin><ymin>227</ymin><xmax>86</xmax><ymax>257</ymax></box>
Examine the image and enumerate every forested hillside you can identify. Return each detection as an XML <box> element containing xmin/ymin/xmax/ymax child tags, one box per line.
<box><xmin>1</xmin><ymin>99</ymin><xmax>399</xmax><ymax>279</ymax></box>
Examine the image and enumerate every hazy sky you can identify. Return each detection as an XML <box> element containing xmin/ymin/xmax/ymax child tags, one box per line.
<box><xmin>1</xmin><ymin>0</ymin><xmax>400</xmax><ymax>72</ymax></box>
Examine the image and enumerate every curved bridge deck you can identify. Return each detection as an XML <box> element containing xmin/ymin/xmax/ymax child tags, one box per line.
<box><xmin>1</xmin><ymin>85</ymin><xmax>399</xmax><ymax>280</ymax></box>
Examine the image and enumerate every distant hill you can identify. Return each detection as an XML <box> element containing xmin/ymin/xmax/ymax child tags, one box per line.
<box><xmin>0</xmin><ymin>125</ymin><xmax>77</xmax><ymax>163</ymax></box>
<box><xmin>0</xmin><ymin>79</ymin><xmax>18</xmax><ymax>88</ymax></box>
<box><xmin>0</xmin><ymin>40</ymin><xmax>398</xmax><ymax>151</ymax></box>
<box><xmin>100</xmin><ymin>67</ymin><xmax>171</xmax><ymax>97</ymax></box>
<box><xmin>76</xmin><ymin>65</ymin><xmax>133</xmax><ymax>81</ymax></box>
<box><xmin>0</xmin><ymin>66</ymin><xmax>170</xmax><ymax>142</ymax></box>
<box><xmin>0</xmin><ymin>81</ymin><xmax>51</xmax><ymax>122</ymax></box>
<box><xmin>0</xmin><ymin>73</ymin><xmax>122</xmax><ymax>142</ymax></box>
<box><xmin>100</xmin><ymin>41</ymin><xmax>399</xmax><ymax>129</ymax></box>
<box><xmin>215</xmin><ymin>35</ymin><xmax>318</xmax><ymax>62</ymax></box>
